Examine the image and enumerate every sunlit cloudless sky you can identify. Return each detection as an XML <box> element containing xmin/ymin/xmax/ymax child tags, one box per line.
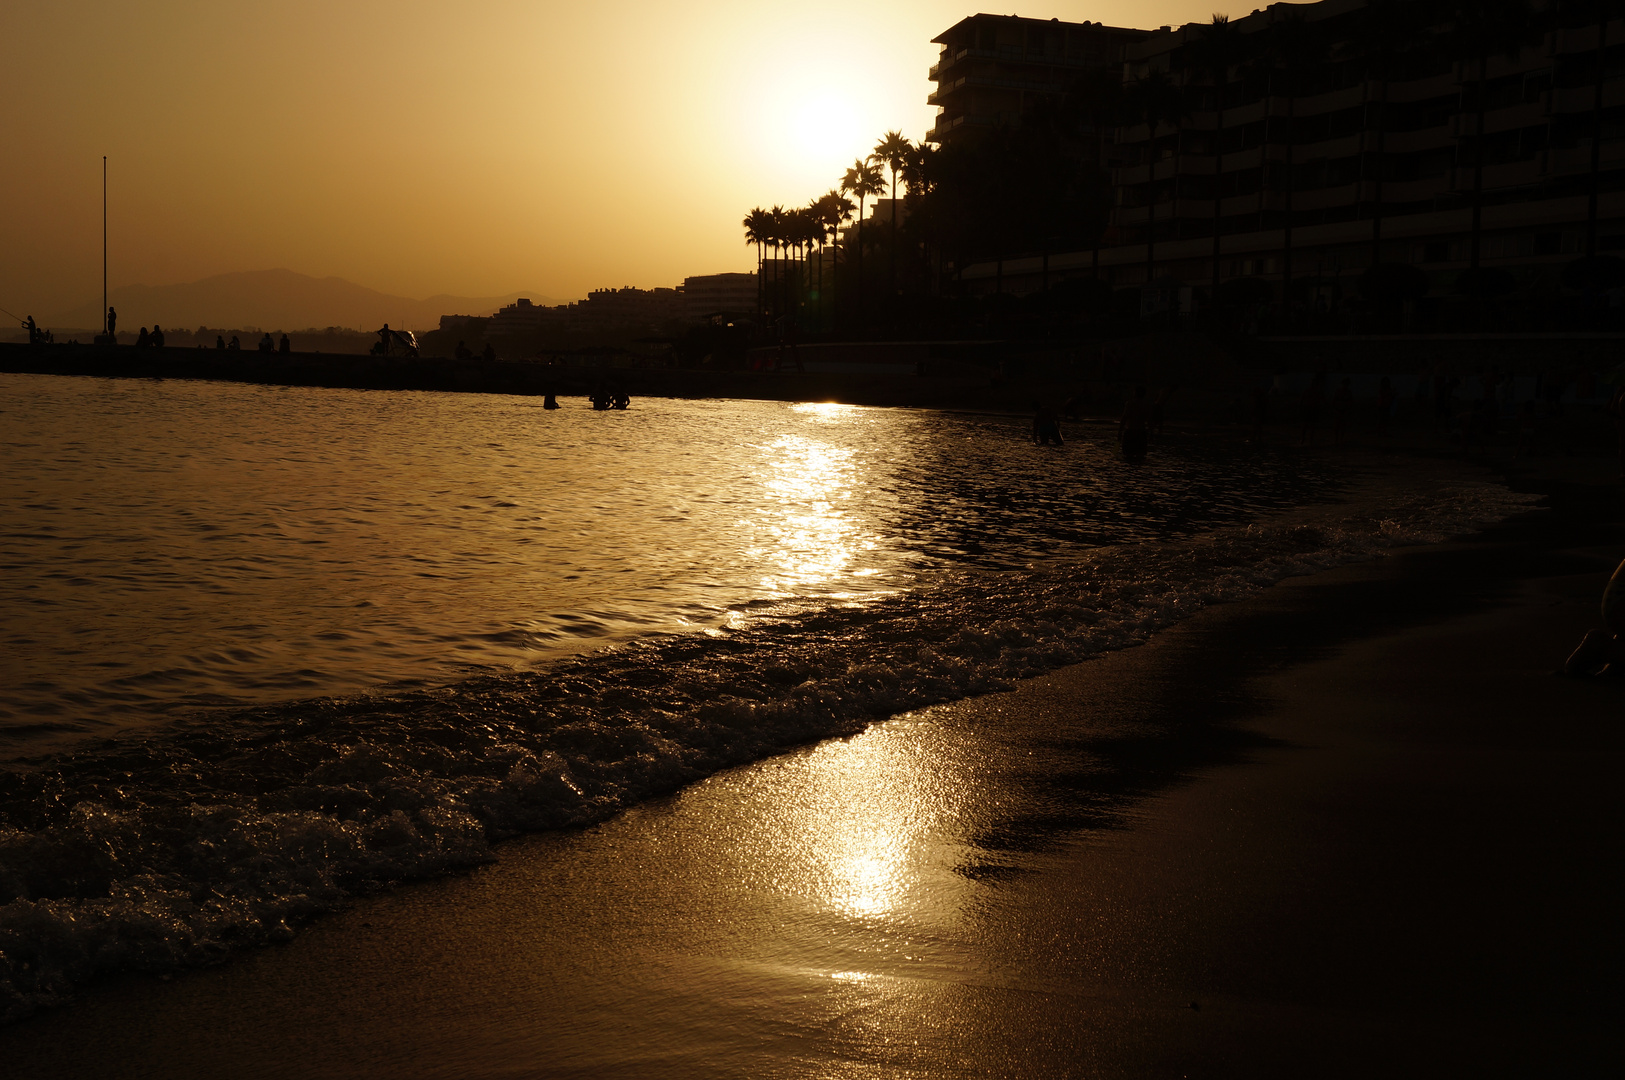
<box><xmin>3</xmin><ymin>1</ymin><xmax>1219</xmax><ymax>316</ymax></box>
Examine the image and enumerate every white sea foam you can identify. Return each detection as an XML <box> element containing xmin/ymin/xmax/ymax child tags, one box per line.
<box><xmin>0</xmin><ymin>472</ymin><xmax>1537</xmax><ymax>1023</ymax></box>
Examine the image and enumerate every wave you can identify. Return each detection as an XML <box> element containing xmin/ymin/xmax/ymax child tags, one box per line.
<box><xmin>0</xmin><ymin>476</ymin><xmax>1538</xmax><ymax>1023</ymax></box>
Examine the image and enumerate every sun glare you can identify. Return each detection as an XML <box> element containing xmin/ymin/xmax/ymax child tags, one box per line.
<box><xmin>753</xmin><ymin>82</ymin><xmax>872</xmax><ymax>187</ymax></box>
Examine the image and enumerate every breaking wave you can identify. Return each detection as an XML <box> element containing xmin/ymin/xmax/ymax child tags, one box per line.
<box><xmin>0</xmin><ymin>476</ymin><xmax>1537</xmax><ymax>1023</ymax></box>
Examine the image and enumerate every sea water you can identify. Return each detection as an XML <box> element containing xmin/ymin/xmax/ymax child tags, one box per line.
<box><xmin>0</xmin><ymin>372</ymin><xmax>1532</xmax><ymax>1021</ymax></box>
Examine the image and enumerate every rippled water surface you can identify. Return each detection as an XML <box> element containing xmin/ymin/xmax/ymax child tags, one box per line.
<box><xmin>2</xmin><ymin>373</ymin><xmax>1330</xmax><ymax>743</ymax></box>
<box><xmin>0</xmin><ymin>372</ymin><xmax>1541</xmax><ymax>1026</ymax></box>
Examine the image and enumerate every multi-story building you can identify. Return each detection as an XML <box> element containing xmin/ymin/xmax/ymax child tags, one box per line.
<box><xmin>572</xmin><ymin>286</ymin><xmax>688</xmax><ymax>334</ymax></box>
<box><xmin>482</xmin><ymin>298</ymin><xmax>569</xmax><ymax>338</ymax></box>
<box><xmin>683</xmin><ymin>273</ymin><xmax>758</xmax><ymax>320</ymax></box>
<box><xmin>927</xmin><ymin>13</ymin><xmax>1150</xmax><ymax>143</ymax></box>
<box><xmin>958</xmin><ymin>0</ymin><xmax>1625</xmax><ymax>310</ymax></box>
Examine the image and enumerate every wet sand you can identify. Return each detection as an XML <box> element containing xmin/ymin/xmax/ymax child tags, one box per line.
<box><xmin>2</xmin><ymin>467</ymin><xmax>1621</xmax><ymax>1078</ymax></box>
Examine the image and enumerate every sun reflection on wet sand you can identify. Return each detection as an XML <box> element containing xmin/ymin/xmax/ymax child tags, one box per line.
<box><xmin>734</xmin><ymin>716</ymin><xmax>979</xmax><ymax>928</ymax></box>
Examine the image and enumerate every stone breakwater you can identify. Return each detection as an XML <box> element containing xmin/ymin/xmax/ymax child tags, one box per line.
<box><xmin>0</xmin><ymin>342</ymin><xmax>1037</xmax><ymax>411</ymax></box>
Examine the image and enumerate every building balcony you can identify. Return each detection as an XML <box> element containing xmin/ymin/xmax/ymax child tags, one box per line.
<box><xmin>1382</xmin><ymin>126</ymin><xmax>1456</xmax><ymax>153</ymax></box>
<box><xmin>1543</xmin><ymin>140</ymin><xmax>1625</xmax><ymax>174</ymax></box>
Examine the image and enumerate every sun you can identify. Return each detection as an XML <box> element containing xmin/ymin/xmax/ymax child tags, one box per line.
<box><xmin>750</xmin><ymin>81</ymin><xmax>872</xmax><ymax>188</ymax></box>
<box><xmin>785</xmin><ymin>89</ymin><xmax>867</xmax><ymax>169</ymax></box>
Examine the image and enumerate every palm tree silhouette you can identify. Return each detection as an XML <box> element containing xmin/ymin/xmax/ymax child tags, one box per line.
<box><xmin>766</xmin><ymin>205</ymin><xmax>789</xmax><ymax>317</ymax></box>
<box><xmin>1256</xmin><ymin>10</ymin><xmax>1328</xmax><ymax>313</ymax></box>
<box><xmin>743</xmin><ymin>207</ymin><xmax>771</xmax><ymax>320</ymax></box>
<box><xmin>1065</xmin><ymin>68</ymin><xmax>1125</xmax><ymax>281</ymax></box>
<box><xmin>1337</xmin><ymin>0</ymin><xmax>1419</xmax><ymax>269</ymax></box>
<box><xmin>815</xmin><ymin>190</ymin><xmax>854</xmax><ymax>330</ymax></box>
<box><xmin>1442</xmin><ymin>0</ymin><xmax>1539</xmax><ymax>274</ymax></box>
<box><xmin>1192</xmin><ymin>14</ymin><xmax>1243</xmax><ymax>301</ymax></box>
<box><xmin>1125</xmin><ymin>70</ymin><xmax>1181</xmax><ymax>298</ymax></box>
<box><xmin>871</xmin><ymin>131</ymin><xmax>913</xmax><ymax>303</ymax></box>
<box><xmin>1558</xmin><ymin>0</ymin><xmax>1616</xmax><ymax>259</ymax></box>
<box><xmin>841</xmin><ymin>158</ymin><xmax>885</xmax><ymax>325</ymax></box>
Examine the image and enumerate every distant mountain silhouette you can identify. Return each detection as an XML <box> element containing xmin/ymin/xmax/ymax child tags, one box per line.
<box><xmin>45</xmin><ymin>269</ymin><xmax>567</xmax><ymax>332</ymax></box>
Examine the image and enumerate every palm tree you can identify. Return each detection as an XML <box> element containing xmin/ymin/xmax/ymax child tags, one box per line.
<box><xmin>1192</xmin><ymin>14</ymin><xmax>1244</xmax><ymax>300</ymax></box>
<box><xmin>1066</xmin><ymin>67</ymin><xmax>1125</xmax><ymax>280</ymax></box>
<box><xmin>1337</xmin><ymin>0</ymin><xmax>1419</xmax><ymax>268</ymax></box>
<box><xmin>815</xmin><ymin>190</ymin><xmax>854</xmax><ymax>330</ymax></box>
<box><xmin>766</xmin><ymin>205</ymin><xmax>789</xmax><ymax>317</ymax></box>
<box><xmin>1256</xmin><ymin>11</ymin><xmax>1328</xmax><ymax>312</ymax></box>
<box><xmin>1558</xmin><ymin>0</ymin><xmax>1616</xmax><ymax>259</ymax></box>
<box><xmin>840</xmin><ymin>158</ymin><xmax>885</xmax><ymax>324</ymax></box>
<box><xmin>871</xmin><ymin>131</ymin><xmax>913</xmax><ymax>303</ymax></box>
<box><xmin>1444</xmin><ymin>0</ymin><xmax>1539</xmax><ymax>273</ymax></box>
<box><xmin>790</xmin><ymin>207</ymin><xmax>818</xmax><ymax>321</ymax></box>
<box><xmin>1125</xmin><ymin>69</ymin><xmax>1180</xmax><ymax>294</ymax></box>
<box><xmin>742</xmin><ymin>207</ymin><xmax>771</xmax><ymax>320</ymax></box>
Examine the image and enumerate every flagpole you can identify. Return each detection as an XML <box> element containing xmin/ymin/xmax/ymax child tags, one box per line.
<box><xmin>102</xmin><ymin>156</ymin><xmax>108</xmax><ymax>340</ymax></box>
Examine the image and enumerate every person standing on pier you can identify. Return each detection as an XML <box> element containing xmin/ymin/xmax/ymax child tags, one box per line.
<box><xmin>106</xmin><ymin>306</ymin><xmax>117</xmax><ymax>339</ymax></box>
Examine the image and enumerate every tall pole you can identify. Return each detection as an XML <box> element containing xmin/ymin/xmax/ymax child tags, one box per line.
<box><xmin>102</xmin><ymin>156</ymin><xmax>108</xmax><ymax>338</ymax></box>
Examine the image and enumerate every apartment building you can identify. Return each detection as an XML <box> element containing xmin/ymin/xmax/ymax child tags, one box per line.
<box><xmin>482</xmin><ymin>297</ymin><xmax>569</xmax><ymax>337</ymax></box>
<box><xmin>683</xmin><ymin>273</ymin><xmax>758</xmax><ymax>320</ymax></box>
<box><xmin>1104</xmin><ymin>0</ymin><xmax>1621</xmax><ymax>304</ymax></box>
<box><xmin>949</xmin><ymin>0</ymin><xmax>1623</xmax><ymax>315</ymax></box>
<box><xmin>927</xmin><ymin>13</ymin><xmax>1150</xmax><ymax>143</ymax></box>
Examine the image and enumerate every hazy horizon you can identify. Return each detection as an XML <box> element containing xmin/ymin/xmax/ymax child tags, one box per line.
<box><xmin>2</xmin><ymin>1</ymin><xmax>1217</xmax><ymax>322</ymax></box>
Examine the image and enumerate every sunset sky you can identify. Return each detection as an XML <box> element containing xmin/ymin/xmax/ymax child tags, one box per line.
<box><xmin>3</xmin><ymin>1</ymin><xmax>1217</xmax><ymax>320</ymax></box>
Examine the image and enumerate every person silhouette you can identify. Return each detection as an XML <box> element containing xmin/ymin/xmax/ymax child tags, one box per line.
<box><xmin>216</xmin><ymin>335</ymin><xmax>226</xmax><ymax>350</ymax></box>
<box><xmin>106</xmin><ymin>306</ymin><xmax>117</xmax><ymax>337</ymax></box>
<box><xmin>136</xmin><ymin>327</ymin><xmax>151</xmax><ymax>348</ymax></box>
<box><xmin>228</xmin><ymin>335</ymin><xmax>241</xmax><ymax>350</ymax></box>
<box><xmin>24</xmin><ymin>315</ymin><xmax>39</xmax><ymax>344</ymax></box>
<box><xmin>278</xmin><ymin>333</ymin><xmax>291</xmax><ymax>354</ymax></box>
<box><xmin>150</xmin><ymin>324</ymin><xmax>165</xmax><ymax>348</ymax></box>
<box><xmin>1031</xmin><ymin>400</ymin><xmax>1063</xmax><ymax>446</ymax></box>
<box><xmin>1565</xmin><ymin>557</ymin><xmax>1625</xmax><ymax>676</ymax></box>
<box><xmin>258</xmin><ymin>332</ymin><xmax>274</xmax><ymax>352</ymax></box>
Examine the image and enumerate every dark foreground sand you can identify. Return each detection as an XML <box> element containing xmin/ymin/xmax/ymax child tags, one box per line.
<box><xmin>2</xmin><ymin>462</ymin><xmax>1621</xmax><ymax>1079</ymax></box>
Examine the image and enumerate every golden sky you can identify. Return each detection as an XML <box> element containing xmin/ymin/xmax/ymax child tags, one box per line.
<box><xmin>2</xmin><ymin>1</ymin><xmax>1218</xmax><ymax>317</ymax></box>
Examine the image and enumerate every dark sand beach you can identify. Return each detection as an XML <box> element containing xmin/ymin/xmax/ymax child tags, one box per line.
<box><xmin>1</xmin><ymin>453</ymin><xmax>1620</xmax><ymax>1079</ymax></box>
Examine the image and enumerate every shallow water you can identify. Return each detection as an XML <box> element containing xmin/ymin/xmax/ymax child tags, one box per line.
<box><xmin>2</xmin><ymin>373</ymin><xmax>1328</xmax><ymax>745</ymax></box>
<box><xmin>0</xmin><ymin>373</ymin><xmax>1536</xmax><ymax>1025</ymax></box>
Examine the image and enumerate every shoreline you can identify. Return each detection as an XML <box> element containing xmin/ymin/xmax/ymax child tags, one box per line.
<box><xmin>0</xmin><ymin>341</ymin><xmax>1037</xmax><ymax>412</ymax></box>
<box><xmin>0</xmin><ymin>457</ymin><xmax>1617</xmax><ymax>1076</ymax></box>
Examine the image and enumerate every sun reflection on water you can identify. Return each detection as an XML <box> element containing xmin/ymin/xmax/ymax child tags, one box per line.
<box><xmin>749</xmin><ymin>406</ymin><xmax>880</xmax><ymax>595</ymax></box>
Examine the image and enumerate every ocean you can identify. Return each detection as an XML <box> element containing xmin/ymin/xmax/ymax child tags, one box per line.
<box><xmin>0</xmin><ymin>372</ymin><xmax>1532</xmax><ymax>1022</ymax></box>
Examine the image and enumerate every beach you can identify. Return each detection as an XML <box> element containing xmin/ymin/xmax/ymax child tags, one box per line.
<box><xmin>2</xmin><ymin>446</ymin><xmax>1617</xmax><ymax>1078</ymax></box>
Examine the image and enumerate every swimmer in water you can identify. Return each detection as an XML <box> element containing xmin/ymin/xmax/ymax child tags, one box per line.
<box><xmin>1032</xmin><ymin>401</ymin><xmax>1063</xmax><ymax>446</ymax></box>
